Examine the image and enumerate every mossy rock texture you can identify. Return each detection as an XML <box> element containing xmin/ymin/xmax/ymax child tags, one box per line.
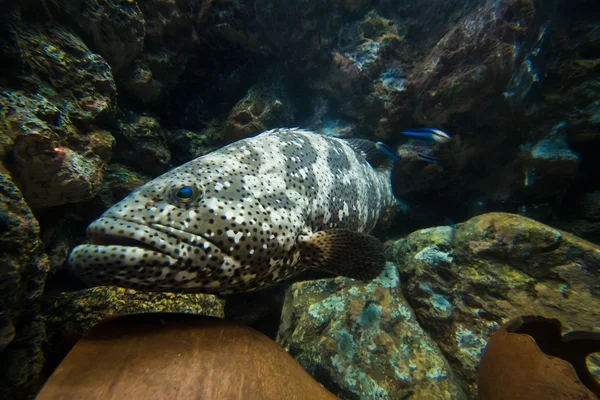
<box><xmin>277</xmin><ymin>263</ymin><xmax>467</xmax><ymax>400</ymax></box>
<box><xmin>387</xmin><ymin>212</ymin><xmax>600</xmax><ymax>395</ymax></box>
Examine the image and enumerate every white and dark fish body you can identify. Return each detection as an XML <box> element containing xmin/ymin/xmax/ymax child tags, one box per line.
<box><xmin>68</xmin><ymin>128</ymin><xmax>396</xmax><ymax>294</ymax></box>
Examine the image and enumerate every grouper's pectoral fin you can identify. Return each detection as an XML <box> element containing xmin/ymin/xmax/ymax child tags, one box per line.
<box><xmin>298</xmin><ymin>229</ymin><xmax>385</xmax><ymax>280</ymax></box>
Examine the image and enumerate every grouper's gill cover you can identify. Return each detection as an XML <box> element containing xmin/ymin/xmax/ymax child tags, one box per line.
<box><xmin>68</xmin><ymin>128</ymin><xmax>397</xmax><ymax>295</ymax></box>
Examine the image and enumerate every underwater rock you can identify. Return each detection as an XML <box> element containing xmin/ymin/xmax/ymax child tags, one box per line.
<box><xmin>478</xmin><ymin>315</ymin><xmax>599</xmax><ymax>399</ymax></box>
<box><xmin>577</xmin><ymin>191</ymin><xmax>600</xmax><ymax>222</ymax></box>
<box><xmin>304</xmin><ymin>96</ymin><xmax>358</xmax><ymax>137</ymax></box>
<box><xmin>368</xmin><ymin>63</ymin><xmax>410</xmax><ymax>140</ymax></box>
<box><xmin>163</xmin><ymin>128</ymin><xmax>220</xmax><ymax>165</ymax></box>
<box><xmin>339</xmin><ymin>0</ymin><xmax>371</xmax><ymax>14</ymax></box>
<box><xmin>406</xmin><ymin>0</ymin><xmax>535</xmax><ymax>125</ymax></box>
<box><xmin>0</xmin><ymin>170</ymin><xmax>50</xmax><ymax>400</ymax></box>
<box><xmin>0</xmin><ymin>14</ymin><xmax>118</xmax><ymax>209</ymax></box>
<box><xmin>10</xmin><ymin>125</ymin><xmax>114</xmax><ymax>210</ymax></box>
<box><xmin>111</xmin><ymin>112</ymin><xmax>172</xmax><ymax>175</ymax></box>
<box><xmin>313</xmin><ymin>10</ymin><xmax>405</xmax><ymax>119</ymax></box>
<box><xmin>313</xmin><ymin>11</ymin><xmax>410</xmax><ymax>130</ymax></box>
<box><xmin>1</xmin><ymin>16</ymin><xmax>117</xmax><ymax>124</ymax></box>
<box><xmin>121</xmin><ymin>0</ymin><xmax>203</xmax><ymax>105</ymax></box>
<box><xmin>312</xmin><ymin>51</ymin><xmax>370</xmax><ymax>118</ymax></box>
<box><xmin>387</xmin><ymin>212</ymin><xmax>600</xmax><ymax>395</ymax></box>
<box><xmin>312</xmin><ymin>45</ymin><xmax>387</xmax><ymax>122</ymax></box>
<box><xmin>196</xmin><ymin>0</ymin><xmax>333</xmax><ymax>58</ymax></box>
<box><xmin>223</xmin><ymin>81</ymin><xmax>296</xmax><ymax>142</ymax></box>
<box><xmin>315</xmin><ymin>117</ymin><xmax>359</xmax><ymax>139</ymax></box>
<box><xmin>53</xmin><ymin>0</ymin><xmax>145</xmax><ymax>73</ymax></box>
<box><xmin>277</xmin><ymin>263</ymin><xmax>467</xmax><ymax>400</ymax></box>
<box><xmin>38</xmin><ymin>313</ymin><xmax>339</xmax><ymax>400</ymax></box>
<box><xmin>1</xmin><ymin>90</ymin><xmax>114</xmax><ymax>209</ymax></box>
<box><xmin>98</xmin><ymin>163</ymin><xmax>150</xmax><ymax>208</ymax></box>
<box><xmin>507</xmin><ymin>0</ymin><xmax>600</xmax><ymax>142</ymax></box>
<box><xmin>40</xmin><ymin>287</ymin><xmax>224</xmax><ymax>396</ymax></box>
<box><xmin>121</xmin><ymin>58</ymin><xmax>164</xmax><ymax>106</ymax></box>
<box><xmin>44</xmin><ymin>287</ymin><xmax>224</xmax><ymax>337</ymax></box>
<box><xmin>558</xmin><ymin>191</ymin><xmax>600</xmax><ymax>245</ymax></box>
<box><xmin>520</xmin><ymin>127</ymin><xmax>580</xmax><ymax>204</ymax></box>
<box><xmin>358</xmin><ymin>11</ymin><xmax>397</xmax><ymax>41</ymax></box>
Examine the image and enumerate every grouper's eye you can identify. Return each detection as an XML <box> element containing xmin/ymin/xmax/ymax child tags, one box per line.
<box><xmin>177</xmin><ymin>186</ymin><xmax>194</xmax><ymax>200</ymax></box>
<box><xmin>170</xmin><ymin>184</ymin><xmax>204</xmax><ymax>204</ymax></box>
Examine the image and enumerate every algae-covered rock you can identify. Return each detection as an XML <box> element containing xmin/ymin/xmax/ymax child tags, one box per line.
<box><xmin>0</xmin><ymin>169</ymin><xmax>50</xmax><ymax>400</ymax></box>
<box><xmin>44</xmin><ymin>287</ymin><xmax>225</xmax><ymax>335</ymax></box>
<box><xmin>340</xmin><ymin>0</ymin><xmax>371</xmax><ymax>14</ymax></box>
<box><xmin>277</xmin><ymin>263</ymin><xmax>467</xmax><ymax>400</ymax></box>
<box><xmin>55</xmin><ymin>0</ymin><xmax>145</xmax><ymax>73</ymax></box>
<box><xmin>1</xmin><ymin>15</ymin><xmax>117</xmax><ymax>123</ymax></box>
<box><xmin>520</xmin><ymin>126</ymin><xmax>581</xmax><ymax>203</ymax></box>
<box><xmin>312</xmin><ymin>50</ymin><xmax>372</xmax><ymax>121</ymax></box>
<box><xmin>0</xmin><ymin>11</ymin><xmax>117</xmax><ymax>209</ymax></box>
<box><xmin>312</xmin><ymin>12</ymin><xmax>409</xmax><ymax>128</ymax></box>
<box><xmin>112</xmin><ymin>112</ymin><xmax>171</xmax><ymax>175</ymax></box>
<box><xmin>387</xmin><ymin>212</ymin><xmax>600</xmax><ymax>395</ymax></box>
<box><xmin>0</xmin><ymin>12</ymin><xmax>117</xmax><ymax>387</ymax></box>
<box><xmin>406</xmin><ymin>0</ymin><xmax>536</xmax><ymax>125</ymax></box>
<box><xmin>98</xmin><ymin>163</ymin><xmax>150</xmax><ymax>207</ymax></box>
<box><xmin>164</xmin><ymin>128</ymin><xmax>220</xmax><ymax>165</ymax></box>
<box><xmin>42</xmin><ymin>286</ymin><xmax>224</xmax><ymax>367</ymax></box>
<box><xmin>1</xmin><ymin>89</ymin><xmax>114</xmax><ymax>209</ymax></box>
<box><xmin>121</xmin><ymin>0</ymin><xmax>202</xmax><ymax>105</ymax></box>
<box><xmin>224</xmin><ymin>80</ymin><xmax>296</xmax><ymax>142</ymax></box>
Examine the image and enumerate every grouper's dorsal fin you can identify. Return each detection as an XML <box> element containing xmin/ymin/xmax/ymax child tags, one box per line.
<box><xmin>345</xmin><ymin>138</ymin><xmax>394</xmax><ymax>171</ymax></box>
<box><xmin>298</xmin><ymin>229</ymin><xmax>385</xmax><ymax>281</ymax></box>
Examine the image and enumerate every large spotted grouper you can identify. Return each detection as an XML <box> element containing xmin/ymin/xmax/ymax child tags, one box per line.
<box><xmin>68</xmin><ymin>128</ymin><xmax>398</xmax><ymax>295</ymax></box>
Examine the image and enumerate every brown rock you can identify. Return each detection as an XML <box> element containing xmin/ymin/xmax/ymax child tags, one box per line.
<box><xmin>11</xmin><ymin>129</ymin><xmax>114</xmax><ymax>209</ymax></box>
<box><xmin>223</xmin><ymin>81</ymin><xmax>296</xmax><ymax>142</ymax></box>
<box><xmin>37</xmin><ymin>313</ymin><xmax>339</xmax><ymax>400</ymax></box>
<box><xmin>0</xmin><ymin>16</ymin><xmax>118</xmax><ymax>209</ymax></box>
<box><xmin>478</xmin><ymin>316</ymin><xmax>599</xmax><ymax>399</ymax></box>
<box><xmin>406</xmin><ymin>0</ymin><xmax>535</xmax><ymax>125</ymax></box>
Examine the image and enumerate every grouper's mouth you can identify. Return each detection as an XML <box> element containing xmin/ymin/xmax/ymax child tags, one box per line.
<box><xmin>87</xmin><ymin>231</ymin><xmax>157</xmax><ymax>252</ymax></box>
<box><xmin>73</xmin><ymin>216</ymin><xmax>228</xmax><ymax>261</ymax></box>
<box><xmin>84</xmin><ymin>218</ymin><xmax>175</xmax><ymax>255</ymax></box>
<box><xmin>68</xmin><ymin>217</ymin><xmax>229</xmax><ymax>289</ymax></box>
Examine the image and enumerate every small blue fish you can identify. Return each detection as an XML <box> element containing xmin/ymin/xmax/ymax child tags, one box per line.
<box><xmin>375</xmin><ymin>142</ymin><xmax>401</xmax><ymax>162</ymax></box>
<box><xmin>400</xmin><ymin>128</ymin><xmax>452</xmax><ymax>143</ymax></box>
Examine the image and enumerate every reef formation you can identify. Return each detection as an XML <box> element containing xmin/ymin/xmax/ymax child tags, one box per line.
<box><xmin>0</xmin><ymin>0</ymin><xmax>599</xmax><ymax>398</ymax></box>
